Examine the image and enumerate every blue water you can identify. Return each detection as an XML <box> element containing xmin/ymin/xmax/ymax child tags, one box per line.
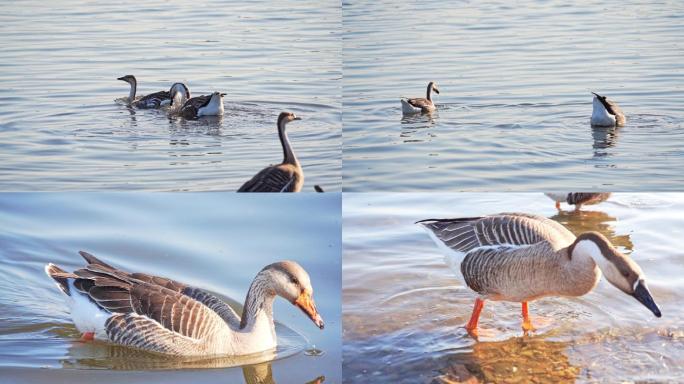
<box><xmin>0</xmin><ymin>0</ymin><xmax>341</xmax><ymax>191</ymax></box>
<box><xmin>343</xmin><ymin>1</ymin><xmax>684</xmax><ymax>191</ymax></box>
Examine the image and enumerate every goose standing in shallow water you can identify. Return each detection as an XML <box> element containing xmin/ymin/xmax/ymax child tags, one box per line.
<box><xmin>238</xmin><ymin>112</ymin><xmax>303</xmax><ymax>192</ymax></box>
<box><xmin>591</xmin><ymin>92</ymin><xmax>625</xmax><ymax>126</ymax></box>
<box><xmin>545</xmin><ymin>192</ymin><xmax>612</xmax><ymax>210</ymax></box>
<box><xmin>45</xmin><ymin>252</ymin><xmax>323</xmax><ymax>356</ymax></box>
<box><xmin>417</xmin><ymin>213</ymin><xmax>661</xmax><ymax>337</ymax></box>
<box><xmin>117</xmin><ymin>75</ymin><xmax>190</xmax><ymax>109</ymax></box>
<box><xmin>401</xmin><ymin>81</ymin><xmax>440</xmax><ymax>114</ymax></box>
<box><xmin>171</xmin><ymin>91</ymin><xmax>225</xmax><ymax>119</ymax></box>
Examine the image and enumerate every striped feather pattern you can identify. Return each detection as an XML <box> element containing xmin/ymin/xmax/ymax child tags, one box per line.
<box><xmin>418</xmin><ymin>213</ymin><xmax>574</xmax><ymax>253</ymax></box>
<box><xmin>238</xmin><ymin>164</ymin><xmax>301</xmax><ymax>192</ymax></box>
<box><xmin>420</xmin><ymin>213</ymin><xmax>598</xmax><ymax>301</ymax></box>
<box><xmin>133</xmin><ymin>90</ymin><xmax>171</xmax><ymax>109</ymax></box>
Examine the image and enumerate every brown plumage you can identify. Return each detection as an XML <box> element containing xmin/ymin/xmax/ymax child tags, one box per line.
<box><xmin>418</xmin><ymin>213</ymin><xmax>661</xmax><ymax>336</ymax></box>
<box><xmin>238</xmin><ymin>112</ymin><xmax>304</xmax><ymax>192</ymax></box>
<box><xmin>45</xmin><ymin>252</ymin><xmax>324</xmax><ymax>356</ymax></box>
<box><xmin>401</xmin><ymin>81</ymin><xmax>440</xmax><ymax>113</ymax></box>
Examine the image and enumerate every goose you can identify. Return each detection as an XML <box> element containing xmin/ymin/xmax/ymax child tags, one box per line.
<box><xmin>545</xmin><ymin>192</ymin><xmax>612</xmax><ymax>210</ymax></box>
<box><xmin>417</xmin><ymin>213</ymin><xmax>661</xmax><ymax>337</ymax></box>
<box><xmin>401</xmin><ymin>81</ymin><xmax>440</xmax><ymax>114</ymax></box>
<box><xmin>45</xmin><ymin>251</ymin><xmax>324</xmax><ymax>356</ymax></box>
<box><xmin>171</xmin><ymin>91</ymin><xmax>225</xmax><ymax>119</ymax></box>
<box><xmin>117</xmin><ymin>75</ymin><xmax>190</xmax><ymax>109</ymax></box>
<box><xmin>591</xmin><ymin>92</ymin><xmax>625</xmax><ymax>126</ymax></box>
<box><xmin>238</xmin><ymin>112</ymin><xmax>303</xmax><ymax>193</ymax></box>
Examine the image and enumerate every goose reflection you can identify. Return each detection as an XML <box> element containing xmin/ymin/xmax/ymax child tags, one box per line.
<box><xmin>399</xmin><ymin>112</ymin><xmax>437</xmax><ymax>143</ymax></box>
<box><xmin>550</xmin><ymin>209</ymin><xmax>633</xmax><ymax>252</ymax></box>
<box><xmin>61</xmin><ymin>342</ymin><xmax>325</xmax><ymax>383</ymax></box>
<box><xmin>591</xmin><ymin>126</ymin><xmax>620</xmax><ymax>159</ymax></box>
<box><xmin>435</xmin><ymin>337</ymin><xmax>579</xmax><ymax>382</ymax></box>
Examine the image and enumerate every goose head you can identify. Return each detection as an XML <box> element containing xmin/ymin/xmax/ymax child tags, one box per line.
<box><xmin>428</xmin><ymin>81</ymin><xmax>440</xmax><ymax>95</ymax></box>
<box><xmin>169</xmin><ymin>82</ymin><xmax>190</xmax><ymax>100</ymax></box>
<box><xmin>278</xmin><ymin>112</ymin><xmax>302</xmax><ymax>125</ymax></box>
<box><xmin>211</xmin><ymin>91</ymin><xmax>226</xmax><ymax>102</ymax></box>
<box><xmin>117</xmin><ymin>75</ymin><xmax>137</xmax><ymax>86</ymax></box>
<box><xmin>569</xmin><ymin>231</ymin><xmax>661</xmax><ymax>317</ymax></box>
<box><xmin>260</xmin><ymin>261</ymin><xmax>324</xmax><ymax>329</ymax></box>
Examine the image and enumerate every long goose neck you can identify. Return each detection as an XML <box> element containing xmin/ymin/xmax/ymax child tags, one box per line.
<box><xmin>239</xmin><ymin>274</ymin><xmax>276</xmax><ymax>332</ymax></box>
<box><xmin>426</xmin><ymin>83</ymin><xmax>433</xmax><ymax>101</ymax></box>
<box><xmin>128</xmin><ymin>79</ymin><xmax>137</xmax><ymax>101</ymax></box>
<box><xmin>278</xmin><ymin>119</ymin><xmax>297</xmax><ymax>165</ymax></box>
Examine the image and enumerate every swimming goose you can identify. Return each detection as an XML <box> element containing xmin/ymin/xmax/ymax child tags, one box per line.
<box><xmin>171</xmin><ymin>91</ymin><xmax>225</xmax><ymax>119</ymax></box>
<box><xmin>117</xmin><ymin>75</ymin><xmax>190</xmax><ymax>109</ymax></box>
<box><xmin>545</xmin><ymin>192</ymin><xmax>612</xmax><ymax>210</ymax></box>
<box><xmin>417</xmin><ymin>213</ymin><xmax>661</xmax><ymax>337</ymax></box>
<box><xmin>238</xmin><ymin>112</ymin><xmax>303</xmax><ymax>193</ymax></box>
<box><xmin>591</xmin><ymin>92</ymin><xmax>625</xmax><ymax>126</ymax></box>
<box><xmin>45</xmin><ymin>251</ymin><xmax>324</xmax><ymax>356</ymax></box>
<box><xmin>401</xmin><ymin>82</ymin><xmax>440</xmax><ymax>114</ymax></box>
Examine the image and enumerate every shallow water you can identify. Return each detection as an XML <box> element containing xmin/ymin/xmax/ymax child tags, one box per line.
<box><xmin>0</xmin><ymin>193</ymin><xmax>341</xmax><ymax>383</ymax></box>
<box><xmin>0</xmin><ymin>0</ymin><xmax>341</xmax><ymax>191</ymax></box>
<box><xmin>342</xmin><ymin>1</ymin><xmax>684</xmax><ymax>191</ymax></box>
<box><xmin>342</xmin><ymin>193</ymin><xmax>684</xmax><ymax>383</ymax></box>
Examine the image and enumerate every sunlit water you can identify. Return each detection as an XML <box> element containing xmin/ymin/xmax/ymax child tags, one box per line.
<box><xmin>342</xmin><ymin>1</ymin><xmax>684</xmax><ymax>191</ymax></box>
<box><xmin>343</xmin><ymin>193</ymin><xmax>684</xmax><ymax>383</ymax></box>
<box><xmin>0</xmin><ymin>193</ymin><xmax>341</xmax><ymax>383</ymax></box>
<box><xmin>0</xmin><ymin>0</ymin><xmax>341</xmax><ymax>191</ymax></box>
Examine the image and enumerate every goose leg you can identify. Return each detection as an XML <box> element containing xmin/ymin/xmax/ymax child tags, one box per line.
<box><xmin>465</xmin><ymin>298</ymin><xmax>485</xmax><ymax>337</ymax></box>
<box><xmin>555</xmin><ymin>201</ymin><xmax>561</xmax><ymax>210</ymax></box>
<box><xmin>521</xmin><ymin>301</ymin><xmax>535</xmax><ymax>333</ymax></box>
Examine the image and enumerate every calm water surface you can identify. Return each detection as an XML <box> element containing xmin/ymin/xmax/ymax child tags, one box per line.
<box><xmin>0</xmin><ymin>193</ymin><xmax>341</xmax><ymax>383</ymax></box>
<box><xmin>0</xmin><ymin>0</ymin><xmax>341</xmax><ymax>191</ymax></box>
<box><xmin>343</xmin><ymin>1</ymin><xmax>684</xmax><ymax>191</ymax></box>
<box><xmin>343</xmin><ymin>193</ymin><xmax>684</xmax><ymax>383</ymax></box>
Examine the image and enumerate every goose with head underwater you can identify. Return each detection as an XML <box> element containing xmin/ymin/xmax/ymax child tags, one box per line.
<box><xmin>117</xmin><ymin>75</ymin><xmax>190</xmax><ymax>109</ymax></box>
<box><xmin>238</xmin><ymin>112</ymin><xmax>303</xmax><ymax>193</ymax></box>
<box><xmin>401</xmin><ymin>81</ymin><xmax>440</xmax><ymax>114</ymax></box>
<box><xmin>45</xmin><ymin>251</ymin><xmax>324</xmax><ymax>356</ymax></box>
<box><xmin>417</xmin><ymin>212</ymin><xmax>661</xmax><ymax>337</ymax></box>
<box><xmin>591</xmin><ymin>92</ymin><xmax>625</xmax><ymax>127</ymax></box>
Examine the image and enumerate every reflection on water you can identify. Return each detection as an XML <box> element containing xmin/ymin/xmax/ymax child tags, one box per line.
<box><xmin>343</xmin><ymin>1</ymin><xmax>684</xmax><ymax>191</ymax></box>
<box><xmin>399</xmin><ymin>113</ymin><xmax>438</xmax><ymax>143</ymax></box>
<box><xmin>342</xmin><ymin>193</ymin><xmax>684</xmax><ymax>383</ymax></box>
<box><xmin>435</xmin><ymin>337</ymin><xmax>579</xmax><ymax>383</ymax></box>
<box><xmin>550</xmin><ymin>209</ymin><xmax>633</xmax><ymax>252</ymax></box>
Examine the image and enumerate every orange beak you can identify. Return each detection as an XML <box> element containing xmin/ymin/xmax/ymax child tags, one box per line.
<box><xmin>294</xmin><ymin>291</ymin><xmax>324</xmax><ymax>330</ymax></box>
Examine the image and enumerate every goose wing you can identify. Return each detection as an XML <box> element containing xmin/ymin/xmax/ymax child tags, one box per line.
<box><xmin>418</xmin><ymin>214</ymin><xmax>575</xmax><ymax>299</ymax></box>
<box><xmin>417</xmin><ymin>213</ymin><xmax>575</xmax><ymax>253</ymax></box>
<box><xmin>78</xmin><ymin>251</ymin><xmax>241</xmax><ymax>328</ymax></box>
<box><xmin>405</xmin><ymin>97</ymin><xmax>432</xmax><ymax>110</ymax></box>
<box><xmin>566</xmin><ymin>192</ymin><xmax>611</xmax><ymax>206</ymax></box>
<box><xmin>180</xmin><ymin>94</ymin><xmax>212</xmax><ymax>118</ymax></box>
<box><xmin>134</xmin><ymin>90</ymin><xmax>170</xmax><ymax>109</ymax></box>
<box><xmin>238</xmin><ymin>164</ymin><xmax>299</xmax><ymax>192</ymax></box>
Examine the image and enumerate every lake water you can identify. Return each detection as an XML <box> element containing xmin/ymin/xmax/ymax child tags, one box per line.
<box><xmin>343</xmin><ymin>193</ymin><xmax>684</xmax><ymax>383</ymax></box>
<box><xmin>0</xmin><ymin>193</ymin><xmax>342</xmax><ymax>383</ymax></box>
<box><xmin>342</xmin><ymin>1</ymin><xmax>684</xmax><ymax>191</ymax></box>
<box><xmin>0</xmin><ymin>0</ymin><xmax>341</xmax><ymax>191</ymax></box>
